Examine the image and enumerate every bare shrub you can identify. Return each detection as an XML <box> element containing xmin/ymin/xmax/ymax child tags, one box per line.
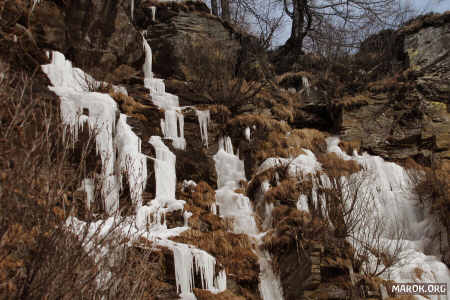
<box><xmin>351</xmin><ymin>215</ymin><xmax>405</xmax><ymax>277</ymax></box>
<box><xmin>180</xmin><ymin>37</ymin><xmax>269</xmax><ymax>112</ymax></box>
<box><xmin>307</xmin><ymin>166</ymin><xmax>405</xmax><ymax>277</ymax></box>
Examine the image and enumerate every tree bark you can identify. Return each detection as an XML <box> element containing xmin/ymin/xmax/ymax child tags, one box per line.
<box><xmin>284</xmin><ymin>0</ymin><xmax>311</xmax><ymax>53</ymax></box>
<box><xmin>221</xmin><ymin>0</ymin><xmax>230</xmax><ymax>21</ymax></box>
<box><xmin>211</xmin><ymin>0</ymin><xmax>218</xmax><ymax>16</ymax></box>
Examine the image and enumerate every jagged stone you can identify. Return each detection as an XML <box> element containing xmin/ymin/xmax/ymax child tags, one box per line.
<box><xmin>31</xmin><ymin>0</ymin><xmax>144</xmax><ymax>75</ymax></box>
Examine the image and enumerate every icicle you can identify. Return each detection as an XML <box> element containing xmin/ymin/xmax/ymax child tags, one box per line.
<box><xmin>150</xmin><ymin>136</ymin><xmax>177</xmax><ymax>201</ymax></box>
<box><xmin>297</xmin><ymin>194</ymin><xmax>309</xmax><ymax>212</ymax></box>
<box><xmin>161</xmin><ymin>109</ymin><xmax>186</xmax><ymax>150</ymax></box>
<box><xmin>195</xmin><ymin>110</ymin><xmax>210</xmax><ymax>147</ymax></box>
<box><xmin>150</xmin><ymin>6</ymin><xmax>156</xmax><ymax>21</ymax></box>
<box><xmin>244</xmin><ymin>126</ymin><xmax>251</xmax><ymax>141</ymax></box>
<box><xmin>213</xmin><ymin>270</ymin><xmax>227</xmax><ymax>293</ymax></box>
<box><xmin>79</xmin><ymin>178</ymin><xmax>95</xmax><ymax>211</ymax></box>
<box><xmin>182</xmin><ymin>180</ymin><xmax>197</xmax><ymax>192</ymax></box>
<box><xmin>115</xmin><ymin>114</ymin><xmax>147</xmax><ymax>207</ymax></box>
<box><xmin>42</xmin><ymin>51</ymin><xmax>121</xmax><ymax>215</ymax></box>
<box><xmin>214</xmin><ymin>143</ymin><xmax>284</xmax><ymax>299</ymax></box>
<box><xmin>183</xmin><ymin>211</ymin><xmax>192</xmax><ymax>227</ymax></box>
<box><xmin>210</xmin><ymin>203</ymin><xmax>217</xmax><ymax>215</ymax></box>
<box><xmin>218</xmin><ymin>136</ymin><xmax>234</xmax><ymax>155</ymax></box>
<box><xmin>130</xmin><ymin>0</ymin><xmax>134</xmax><ymax>20</ymax></box>
<box><xmin>154</xmin><ymin>240</ymin><xmax>226</xmax><ymax>299</ymax></box>
<box><xmin>302</xmin><ymin>76</ymin><xmax>310</xmax><ymax>96</ymax></box>
<box><xmin>142</xmin><ymin>37</ymin><xmax>153</xmax><ymax>80</ymax></box>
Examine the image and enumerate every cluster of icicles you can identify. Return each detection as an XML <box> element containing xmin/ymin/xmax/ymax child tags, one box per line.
<box><xmin>41</xmin><ymin>34</ymin><xmax>450</xmax><ymax>300</ymax></box>
<box><xmin>41</xmin><ymin>39</ymin><xmax>222</xmax><ymax>299</ymax></box>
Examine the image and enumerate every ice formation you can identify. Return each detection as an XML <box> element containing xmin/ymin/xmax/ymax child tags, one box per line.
<box><xmin>195</xmin><ymin>109</ymin><xmax>210</xmax><ymax>147</ymax></box>
<box><xmin>256</xmin><ymin>149</ymin><xmax>321</xmax><ymax>178</ymax></box>
<box><xmin>214</xmin><ymin>136</ymin><xmax>284</xmax><ymax>300</ymax></box>
<box><xmin>297</xmin><ymin>194</ymin><xmax>309</xmax><ymax>212</ymax></box>
<box><xmin>134</xmin><ymin>135</ymin><xmax>226</xmax><ymax>299</ymax></box>
<box><xmin>130</xmin><ymin>0</ymin><xmax>134</xmax><ymax>20</ymax></box>
<box><xmin>42</xmin><ymin>51</ymin><xmax>120</xmax><ymax>214</ymax></box>
<box><xmin>136</xmin><ymin>136</ymin><xmax>185</xmax><ymax>229</ymax></box>
<box><xmin>244</xmin><ymin>126</ymin><xmax>251</xmax><ymax>141</ymax></box>
<box><xmin>302</xmin><ymin>76</ymin><xmax>310</xmax><ymax>95</ymax></box>
<box><xmin>182</xmin><ymin>179</ymin><xmax>197</xmax><ymax>192</ymax></box>
<box><xmin>150</xmin><ymin>6</ymin><xmax>157</xmax><ymax>21</ymax></box>
<box><xmin>79</xmin><ymin>178</ymin><xmax>95</xmax><ymax>211</ymax></box>
<box><xmin>162</xmin><ymin>109</ymin><xmax>186</xmax><ymax>150</ymax></box>
<box><xmin>42</xmin><ymin>51</ymin><xmax>146</xmax><ymax>214</ymax></box>
<box><xmin>142</xmin><ymin>37</ymin><xmax>185</xmax><ymax>149</ymax></box>
<box><xmin>115</xmin><ymin>114</ymin><xmax>147</xmax><ymax>207</ymax></box>
<box><xmin>156</xmin><ymin>240</ymin><xmax>227</xmax><ymax>299</ymax></box>
<box><xmin>258</xmin><ymin>135</ymin><xmax>449</xmax><ymax>299</ymax></box>
<box><xmin>42</xmin><ymin>39</ymin><xmax>229</xmax><ymax>300</ymax></box>
<box><xmin>325</xmin><ymin>137</ymin><xmax>450</xmax><ymax>298</ymax></box>
<box><xmin>67</xmin><ymin>215</ymin><xmax>226</xmax><ymax>298</ymax></box>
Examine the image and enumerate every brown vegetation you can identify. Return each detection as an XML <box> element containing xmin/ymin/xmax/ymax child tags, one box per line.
<box><xmin>334</xmin><ymin>94</ymin><xmax>370</xmax><ymax>109</ymax></box>
<box><xmin>109</xmin><ymin>90</ymin><xmax>152</xmax><ymax>121</ymax></box>
<box><xmin>191</xmin><ymin>181</ymin><xmax>217</xmax><ymax>210</ymax></box>
<box><xmin>264</xmin><ymin>178</ymin><xmax>300</xmax><ymax>207</ymax></box>
<box><xmin>316</xmin><ymin>152</ymin><xmax>361</xmax><ymax>177</ymax></box>
<box><xmin>171</xmin><ymin>229</ymin><xmax>259</xmax><ymax>283</ymax></box>
<box><xmin>180</xmin><ymin>37</ymin><xmax>269</xmax><ymax>112</ymax></box>
<box><xmin>194</xmin><ymin>289</ymin><xmax>246</xmax><ymax>300</ymax></box>
<box><xmin>338</xmin><ymin>140</ymin><xmax>361</xmax><ymax>156</ymax></box>
<box><xmin>398</xmin><ymin>11</ymin><xmax>450</xmax><ymax>35</ymax></box>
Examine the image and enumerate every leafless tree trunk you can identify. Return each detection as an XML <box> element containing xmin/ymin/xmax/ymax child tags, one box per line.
<box><xmin>221</xmin><ymin>0</ymin><xmax>231</xmax><ymax>21</ymax></box>
<box><xmin>211</xmin><ymin>0</ymin><xmax>219</xmax><ymax>16</ymax></box>
<box><xmin>283</xmin><ymin>0</ymin><xmax>311</xmax><ymax>53</ymax></box>
<box><xmin>281</xmin><ymin>0</ymin><xmax>412</xmax><ymax>53</ymax></box>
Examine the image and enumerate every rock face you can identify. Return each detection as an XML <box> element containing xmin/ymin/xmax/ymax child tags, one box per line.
<box><xmin>134</xmin><ymin>1</ymin><xmax>240</xmax><ymax>80</ymax></box>
<box><xmin>2</xmin><ymin>0</ymin><xmax>449</xmax><ymax>298</ymax></box>
<box><xmin>337</xmin><ymin>12</ymin><xmax>450</xmax><ymax>162</ymax></box>
<box><xmin>30</xmin><ymin>0</ymin><xmax>144</xmax><ymax>75</ymax></box>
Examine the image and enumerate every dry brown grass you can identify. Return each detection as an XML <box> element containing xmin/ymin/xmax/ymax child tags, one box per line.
<box><xmin>251</xmin><ymin>128</ymin><xmax>327</xmax><ymax>168</ymax></box>
<box><xmin>194</xmin><ymin>289</ymin><xmax>246</xmax><ymax>300</ymax></box>
<box><xmin>143</xmin><ymin>0</ymin><xmax>209</xmax><ymax>12</ymax></box>
<box><xmin>246</xmin><ymin>167</ymin><xmax>278</xmax><ymax>202</ymax></box>
<box><xmin>338</xmin><ymin>140</ymin><xmax>361</xmax><ymax>156</ymax></box>
<box><xmin>275</xmin><ymin>71</ymin><xmax>313</xmax><ymax>86</ymax></box>
<box><xmin>288</xmin><ymin>129</ymin><xmax>328</xmax><ymax>153</ymax></box>
<box><xmin>109</xmin><ymin>90</ymin><xmax>151</xmax><ymax>116</ymax></box>
<box><xmin>263</xmin><ymin>205</ymin><xmax>315</xmax><ymax>253</ymax></box>
<box><xmin>367</xmin><ymin>76</ymin><xmax>403</xmax><ymax>93</ymax></box>
<box><xmin>398</xmin><ymin>11</ymin><xmax>450</xmax><ymax>35</ymax></box>
<box><xmin>335</xmin><ymin>94</ymin><xmax>370</xmax><ymax>109</ymax></box>
<box><xmin>264</xmin><ymin>178</ymin><xmax>300</xmax><ymax>206</ymax></box>
<box><xmin>413</xmin><ymin>267</ymin><xmax>424</xmax><ymax>280</ymax></box>
<box><xmin>271</xmin><ymin>103</ymin><xmax>294</xmax><ymax>122</ymax></box>
<box><xmin>192</xmin><ymin>181</ymin><xmax>216</xmax><ymax>210</ymax></box>
<box><xmin>227</xmin><ymin>113</ymin><xmax>290</xmax><ymax>134</ymax></box>
<box><xmin>316</xmin><ymin>152</ymin><xmax>361</xmax><ymax>177</ymax></box>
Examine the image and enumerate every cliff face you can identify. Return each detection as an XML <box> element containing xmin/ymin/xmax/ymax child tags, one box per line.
<box><xmin>1</xmin><ymin>0</ymin><xmax>449</xmax><ymax>299</ymax></box>
<box><xmin>337</xmin><ymin>12</ymin><xmax>450</xmax><ymax>162</ymax></box>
